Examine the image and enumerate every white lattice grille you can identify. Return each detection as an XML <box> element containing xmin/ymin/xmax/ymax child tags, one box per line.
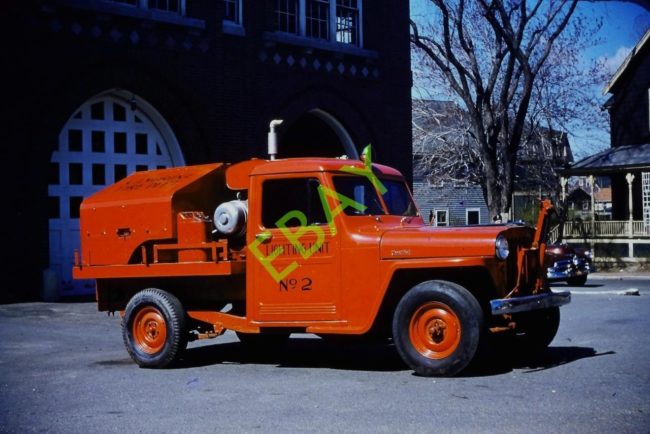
<box><xmin>641</xmin><ymin>172</ymin><xmax>650</xmax><ymax>234</ymax></box>
<box><xmin>49</xmin><ymin>94</ymin><xmax>181</xmax><ymax>295</ymax></box>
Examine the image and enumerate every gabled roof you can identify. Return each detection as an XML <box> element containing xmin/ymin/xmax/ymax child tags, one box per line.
<box><xmin>604</xmin><ymin>28</ymin><xmax>650</xmax><ymax>95</ymax></box>
<box><xmin>567</xmin><ymin>187</ymin><xmax>590</xmax><ymax>202</ymax></box>
<box><xmin>563</xmin><ymin>143</ymin><xmax>650</xmax><ymax>175</ymax></box>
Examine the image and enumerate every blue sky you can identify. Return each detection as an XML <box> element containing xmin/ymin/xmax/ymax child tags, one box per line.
<box><xmin>570</xmin><ymin>1</ymin><xmax>649</xmax><ymax>157</ymax></box>
<box><xmin>582</xmin><ymin>1</ymin><xmax>650</xmax><ymax>68</ymax></box>
<box><xmin>409</xmin><ymin>1</ymin><xmax>650</xmax><ymax>159</ymax></box>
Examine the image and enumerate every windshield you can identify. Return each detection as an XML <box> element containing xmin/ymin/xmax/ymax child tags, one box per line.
<box><xmin>382</xmin><ymin>179</ymin><xmax>419</xmax><ymax>217</ymax></box>
<box><xmin>331</xmin><ymin>176</ymin><xmax>418</xmax><ymax>217</ymax></box>
<box><xmin>332</xmin><ymin>176</ymin><xmax>385</xmax><ymax>215</ymax></box>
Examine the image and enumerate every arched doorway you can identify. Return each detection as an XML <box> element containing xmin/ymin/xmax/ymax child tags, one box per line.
<box><xmin>47</xmin><ymin>90</ymin><xmax>184</xmax><ymax>298</ymax></box>
<box><xmin>280</xmin><ymin>109</ymin><xmax>358</xmax><ymax>159</ymax></box>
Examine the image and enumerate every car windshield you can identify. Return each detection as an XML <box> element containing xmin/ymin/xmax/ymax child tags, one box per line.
<box><xmin>331</xmin><ymin>176</ymin><xmax>418</xmax><ymax>217</ymax></box>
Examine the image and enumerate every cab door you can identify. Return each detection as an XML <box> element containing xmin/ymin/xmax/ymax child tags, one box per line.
<box><xmin>247</xmin><ymin>175</ymin><xmax>340</xmax><ymax>322</ymax></box>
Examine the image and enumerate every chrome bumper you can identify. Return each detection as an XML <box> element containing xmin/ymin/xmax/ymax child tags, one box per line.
<box><xmin>490</xmin><ymin>290</ymin><xmax>571</xmax><ymax>315</ymax></box>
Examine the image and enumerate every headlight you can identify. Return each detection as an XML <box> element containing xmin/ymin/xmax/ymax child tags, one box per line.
<box><xmin>495</xmin><ymin>235</ymin><xmax>509</xmax><ymax>260</ymax></box>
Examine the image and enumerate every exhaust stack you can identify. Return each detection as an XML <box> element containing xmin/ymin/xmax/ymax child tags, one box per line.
<box><xmin>268</xmin><ymin>119</ymin><xmax>283</xmax><ymax>161</ymax></box>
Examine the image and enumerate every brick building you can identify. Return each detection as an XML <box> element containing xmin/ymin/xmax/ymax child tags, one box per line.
<box><xmin>0</xmin><ymin>0</ymin><xmax>412</xmax><ymax>301</ymax></box>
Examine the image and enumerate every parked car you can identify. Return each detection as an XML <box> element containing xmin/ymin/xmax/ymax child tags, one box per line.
<box><xmin>546</xmin><ymin>243</ymin><xmax>595</xmax><ymax>286</ymax></box>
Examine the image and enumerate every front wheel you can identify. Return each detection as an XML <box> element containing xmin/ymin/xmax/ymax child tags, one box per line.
<box><xmin>567</xmin><ymin>274</ymin><xmax>587</xmax><ymax>286</ymax></box>
<box><xmin>513</xmin><ymin>306</ymin><xmax>560</xmax><ymax>355</ymax></box>
<box><xmin>392</xmin><ymin>280</ymin><xmax>483</xmax><ymax>377</ymax></box>
<box><xmin>122</xmin><ymin>288</ymin><xmax>187</xmax><ymax>368</ymax></box>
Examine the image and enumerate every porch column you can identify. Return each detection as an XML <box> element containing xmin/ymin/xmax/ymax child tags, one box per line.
<box><xmin>560</xmin><ymin>176</ymin><xmax>568</xmax><ymax>202</ymax></box>
<box><xmin>626</xmin><ymin>172</ymin><xmax>635</xmax><ymax>238</ymax></box>
<box><xmin>589</xmin><ymin>175</ymin><xmax>595</xmax><ymax>234</ymax></box>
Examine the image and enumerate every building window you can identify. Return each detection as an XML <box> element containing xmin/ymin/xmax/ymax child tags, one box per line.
<box><xmin>274</xmin><ymin>0</ymin><xmax>362</xmax><ymax>47</ymax></box>
<box><xmin>307</xmin><ymin>0</ymin><xmax>330</xmax><ymax>40</ymax></box>
<box><xmin>435</xmin><ymin>209</ymin><xmax>448</xmax><ymax>227</ymax></box>
<box><xmin>147</xmin><ymin>0</ymin><xmax>182</xmax><ymax>13</ymax></box>
<box><xmin>336</xmin><ymin>0</ymin><xmax>359</xmax><ymax>44</ymax></box>
<box><xmin>275</xmin><ymin>0</ymin><xmax>299</xmax><ymax>34</ymax></box>
<box><xmin>223</xmin><ymin>0</ymin><xmax>242</xmax><ymax>24</ymax></box>
<box><xmin>106</xmin><ymin>0</ymin><xmax>185</xmax><ymax>15</ymax></box>
<box><xmin>466</xmin><ymin>208</ymin><xmax>480</xmax><ymax>225</ymax></box>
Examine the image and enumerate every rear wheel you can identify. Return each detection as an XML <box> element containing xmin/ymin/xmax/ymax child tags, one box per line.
<box><xmin>392</xmin><ymin>280</ymin><xmax>483</xmax><ymax>377</ymax></box>
<box><xmin>122</xmin><ymin>288</ymin><xmax>187</xmax><ymax>368</ymax></box>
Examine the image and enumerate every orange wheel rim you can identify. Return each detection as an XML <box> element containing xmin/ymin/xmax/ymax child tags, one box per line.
<box><xmin>409</xmin><ymin>302</ymin><xmax>461</xmax><ymax>360</ymax></box>
<box><xmin>132</xmin><ymin>306</ymin><xmax>167</xmax><ymax>355</ymax></box>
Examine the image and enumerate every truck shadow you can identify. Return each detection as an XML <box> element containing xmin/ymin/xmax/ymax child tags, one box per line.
<box><xmin>514</xmin><ymin>347</ymin><xmax>615</xmax><ymax>373</ymax></box>
<box><xmin>177</xmin><ymin>337</ymin><xmax>613</xmax><ymax>376</ymax></box>
<box><xmin>461</xmin><ymin>346</ymin><xmax>615</xmax><ymax>377</ymax></box>
<box><xmin>178</xmin><ymin>337</ymin><xmax>408</xmax><ymax>372</ymax></box>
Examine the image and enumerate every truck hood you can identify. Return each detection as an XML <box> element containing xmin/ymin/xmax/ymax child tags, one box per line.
<box><xmin>379</xmin><ymin>225</ymin><xmax>508</xmax><ymax>259</ymax></box>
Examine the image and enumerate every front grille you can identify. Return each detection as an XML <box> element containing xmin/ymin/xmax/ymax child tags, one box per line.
<box><xmin>553</xmin><ymin>259</ymin><xmax>573</xmax><ymax>272</ymax></box>
<box><xmin>504</xmin><ymin>232</ymin><xmax>536</xmax><ymax>295</ymax></box>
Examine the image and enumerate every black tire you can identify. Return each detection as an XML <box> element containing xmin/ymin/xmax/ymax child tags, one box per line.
<box><xmin>567</xmin><ymin>274</ymin><xmax>587</xmax><ymax>286</ymax></box>
<box><xmin>392</xmin><ymin>280</ymin><xmax>484</xmax><ymax>377</ymax></box>
<box><xmin>122</xmin><ymin>288</ymin><xmax>187</xmax><ymax>368</ymax></box>
<box><xmin>514</xmin><ymin>306</ymin><xmax>560</xmax><ymax>355</ymax></box>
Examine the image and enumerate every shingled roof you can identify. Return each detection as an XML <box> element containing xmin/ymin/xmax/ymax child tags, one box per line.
<box><xmin>563</xmin><ymin>143</ymin><xmax>650</xmax><ymax>175</ymax></box>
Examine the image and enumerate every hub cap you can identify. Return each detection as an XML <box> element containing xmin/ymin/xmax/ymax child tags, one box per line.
<box><xmin>132</xmin><ymin>306</ymin><xmax>167</xmax><ymax>354</ymax></box>
<box><xmin>409</xmin><ymin>302</ymin><xmax>461</xmax><ymax>359</ymax></box>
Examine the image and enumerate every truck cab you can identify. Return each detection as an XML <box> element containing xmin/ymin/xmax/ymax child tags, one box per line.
<box><xmin>74</xmin><ymin>153</ymin><xmax>570</xmax><ymax>377</ymax></box>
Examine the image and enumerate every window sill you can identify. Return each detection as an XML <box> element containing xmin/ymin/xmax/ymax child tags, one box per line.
<box><xmin>263</xmin><ymin>32</ymin><xmax>378</xmax><ymax>59</ymax></box>
<box><xmin>51</xmin><ymin>0</ymin><xmax>206</xmax><ymax>29</ymax></box>
<box><xmin>222</xmin><ymin>21</ymin><xmax>246</xmax><ymax>37</ymax></box>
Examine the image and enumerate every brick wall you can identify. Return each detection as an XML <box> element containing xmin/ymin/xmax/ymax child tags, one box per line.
<box><xmin>0</xmin><ymin>0</ymin><xmax>412</xmax><ymax>301</ymax></box>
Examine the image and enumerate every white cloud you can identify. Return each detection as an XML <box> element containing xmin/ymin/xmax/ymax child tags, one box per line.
<box><xmin>600</xmin><ymin>46</ymin><xmax>633</xmax><ymax>74</ymax></box>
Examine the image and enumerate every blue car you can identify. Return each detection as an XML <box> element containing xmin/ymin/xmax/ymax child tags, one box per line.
<box><xmin>546</xmin><ymin>244</ymin><xmax>595</xmax><ymax>286</ymax></box>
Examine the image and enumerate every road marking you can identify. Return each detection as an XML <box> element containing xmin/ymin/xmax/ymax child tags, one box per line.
<box><xmin>570</xmin><ymin>289</ymin><xmax>642</xmax><ymax>296</ymax></box>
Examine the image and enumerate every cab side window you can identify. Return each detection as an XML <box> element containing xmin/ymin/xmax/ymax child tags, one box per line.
<box><xmin>262</xmin><ymin>178</ymin><xmax>327</xmax><ymax>228</ymax></box>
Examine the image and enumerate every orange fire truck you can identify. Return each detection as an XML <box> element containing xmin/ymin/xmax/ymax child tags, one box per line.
<box><xmin>74</xmin><ymin>144</ymin><xmax>569</xmax><ymax>377</ymax></box>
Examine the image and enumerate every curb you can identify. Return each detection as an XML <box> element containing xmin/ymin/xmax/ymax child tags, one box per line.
<box><xmin>588</xmin><ymin>273</ymin><xmax>650</xmax><ymax>280</ymax></box>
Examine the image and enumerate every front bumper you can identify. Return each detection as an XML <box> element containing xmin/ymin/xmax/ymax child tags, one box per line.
<box><xmin>490</xmin><ymin>290</ymin><xmax>571</xmax><ymax>315</ymax></box>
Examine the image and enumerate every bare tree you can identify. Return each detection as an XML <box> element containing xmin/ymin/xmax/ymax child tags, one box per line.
<box><xmin>411</xmin><ymin>0</ymin><xmax>607</xmax><ymax>219</ymax></box>
<box><xmin>413</xmin><ymin>100</ymin><xmax>482</xmax><ymax>185</ymax></box>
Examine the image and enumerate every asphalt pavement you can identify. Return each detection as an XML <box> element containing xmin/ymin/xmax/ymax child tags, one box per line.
<box><xmin>1</xmin><ymin>275</ymin><xmax>649</xmax><ymax>433</ymax></box>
